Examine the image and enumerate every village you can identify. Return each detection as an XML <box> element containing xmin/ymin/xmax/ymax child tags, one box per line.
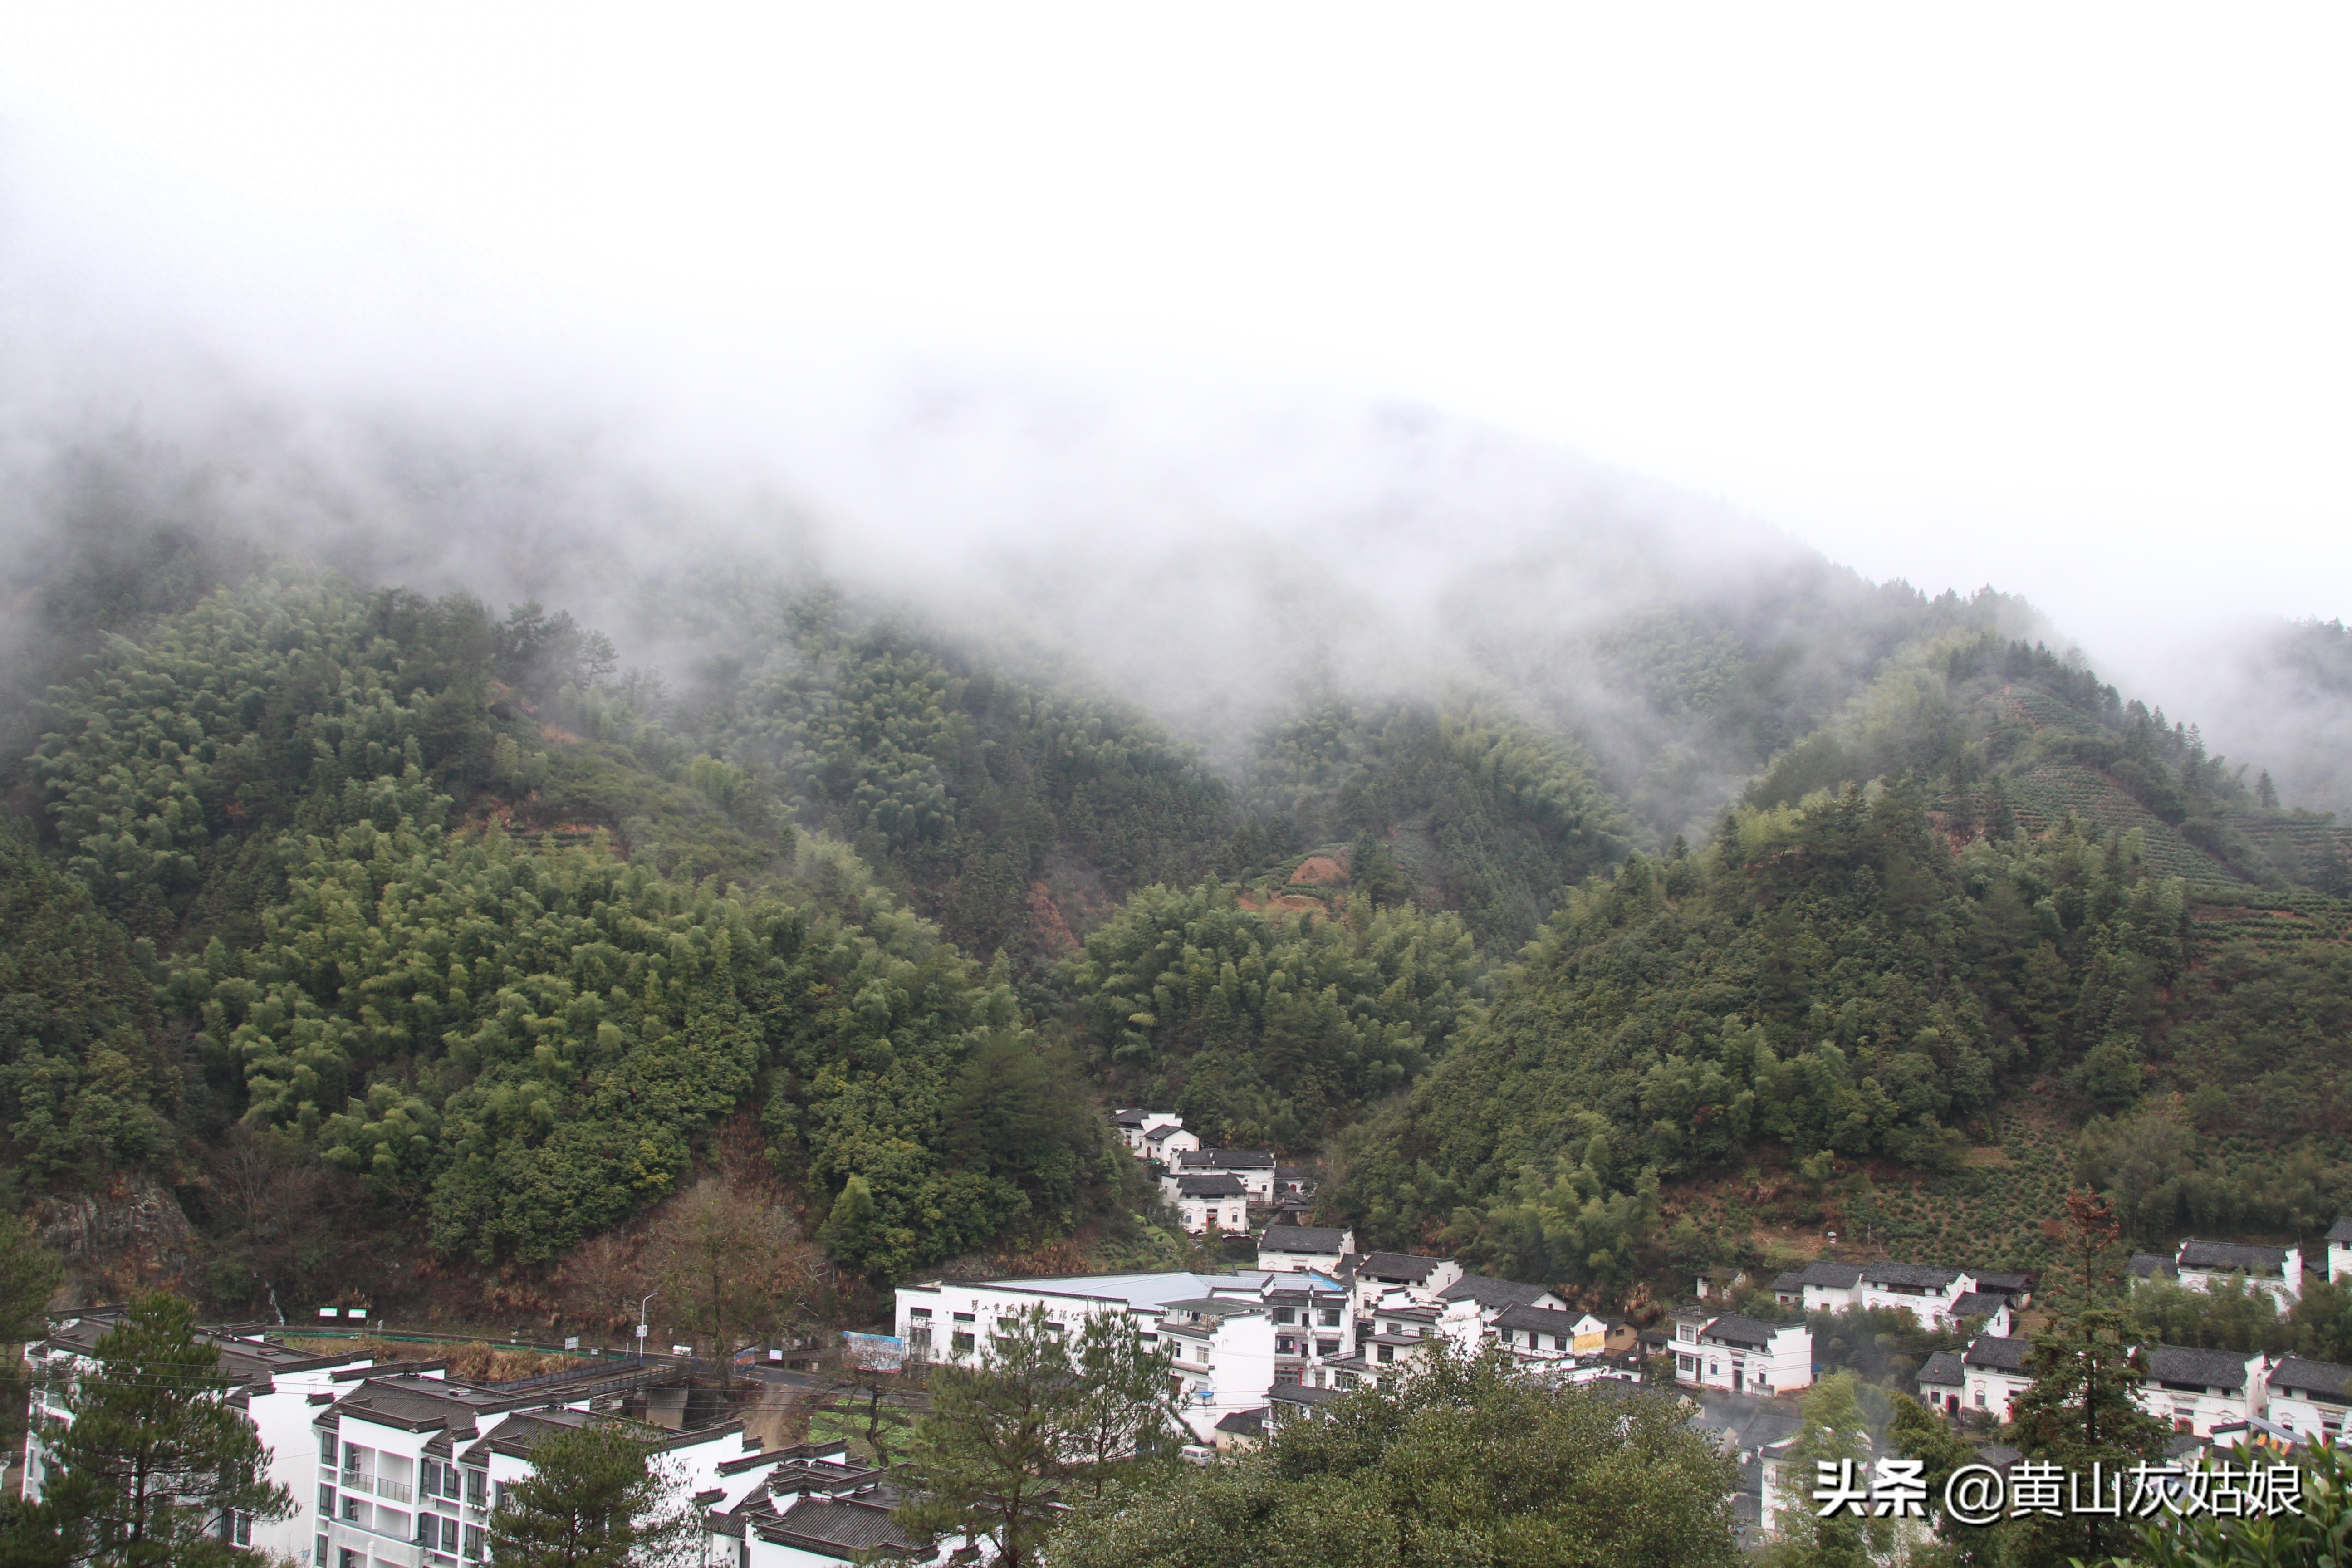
<box><xmin>21</xmin><ymin>1110</ymin><xmax>2352</xmax><ymax>1563</ymax></box>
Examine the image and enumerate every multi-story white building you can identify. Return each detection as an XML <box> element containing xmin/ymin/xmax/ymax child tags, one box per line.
<box><xmin>1668</xmin><ymin>1312</ymin><xmax>1813</xmax><ymax>1396</ymax></box>
<box><xmin>1165</xmin><ymin>1173</ymin><xmax>1250</xmax><ymax>1235</ymax></box>
<box><xmin>20</xmin><ymin>1311</ymin><xmax>392</xmax><ymax>1563</ymax></box>
<box><xmin>2173</xmin><ymin>1241</ymin><xmax>2303</xmax><ymax>1306</ymax></box>
<box><xmin>1350</xmin><ymin>1253</ymin><xmax>1465</xmax><ymax>1313</ymax></box>
<box><xmin>2263</xmin><ymin>1357</ymin><xmax>2352</xmax><ymax>1444</ymax></box>
<box><xmin>2135</xmin><ymin>1344</ymin><xmax>2269</xmax><ymax>1436</ymax></box>
<box><xmin>1171</xmin><ymin>1150</ymin><xmax>1279</xmax><ymax>1200</ymax></box>
<box><xmin>894</xmin><ymin>1269</ymin><xmax>1362</xmax><ymax>1441</ymax></box>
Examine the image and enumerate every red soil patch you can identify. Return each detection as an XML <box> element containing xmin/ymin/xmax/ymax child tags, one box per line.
<box><xmin>1288</xmin><ymin>855</ymin><xmax>1349</xmax><ymax>886</ymax></box>
<box><xmin>1028</xmin><ymin>880</ymin><xmax>1081</xmax><ymax>957</ymax></box>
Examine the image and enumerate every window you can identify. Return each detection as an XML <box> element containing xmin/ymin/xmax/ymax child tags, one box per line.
<box><xmin>231</xmin><ymin>1510</ymin><xmax>251</xmax><ymax>1546</ymax></box>
<box><xmin>320</xmin><ymin>1433</ymin><xmax>338</xmax><ymax>1466</ymax></box>
<box><xmin>319</xmin><ymin>1484</ymin><xmax>336</xmax><ymax>1516</ymax></box>
<box><xmin>1319</xmin><ymin>1308</ymin><xmax>1341</xmax><ymax>1328</ymax></box>
<box><xmin>317</xmin><ymin>1536</ymin><xmax>328</xmax><ymax>1567</ymax></box>
<box><xmin>909</xmin><ymin>1307</ymin><xmax>932</xmax><ymax>1319</ymax></box>
<box><xmin>463</xmin><ymin>1524</ymin><xmax>486</xmax><ymax>1562</ymax></box>
<box><xmin>1274</xmin><ymin>1307</ymin><xmax>1295</xmax><ymax>1325</ymax></box>
<box><xmin>464</xmin><ymin>1467</ymin><xmax>486</xmax><ymax>1506</ymax></box>
<box><xmin>952</xmin><ymin>1332</ymin><xmax>975</xmax><ymax>1355</ymax></box>
<box><xmin>1316</xmin><ymin>1338</ymin><xmax>1338</xmax><ymax>1357</ymax></box>
<box><xmin>1377</xmin><ymin>1344</ymin><xmax>1394</xmax><ymax>1364</ymax></box>
<box><xmin>908</xmin><ymin>1326</ymin><xmax>933</xmax><ymax>1357</ymax></box>
<box><xmin>343</xmin><ymin>1494</ymin><xmax>362</xmax><ymax>1522</ymax></box>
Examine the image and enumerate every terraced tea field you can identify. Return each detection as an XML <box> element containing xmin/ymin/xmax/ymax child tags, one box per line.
<box><xmin>1843</xmin><ymin>1112</ymin><xmax>2074</xmax><ymax>1273</ymax></box>
<box><xmin>2004</xmin><ymin>764</ymin><xmax>2241</xmax><ymax>883</ymax></box>
<box><xmin>2187</xmin><ymin>888</ymin><xmax>2352</xmax><ymax>958</ymax></box>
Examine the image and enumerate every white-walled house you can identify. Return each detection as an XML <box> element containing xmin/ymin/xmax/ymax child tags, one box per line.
<box><xmin>2328</xmin><ymin>1218</ymin><xmax>2352</xmax><ymax>1285</ymax></box>
<box><xmin>1436</xmin><ymin>1273</ymin><xmax>1569</xmax><ymax>1323</ymax></box>
<box><xmin>1856</xmin><ymin>1264</ymin><xmax>1980</xmax><ymax>1327</ymax></box>
<box><xmin>700</xmin><ymin>1441</ymin><xmax>980</xmax><ymax>1566</ymax></box>
<box><xmin>2173</xmin><ymin>1241</ymin><xmax>2303</xmax><ymax>1306</ymax></box>
<box><xmin>1948</xmin><ymin>1292</ymin><xmax>2014</xmax><ymax>1337</ymax></box>
<box><xmin>1165</xmin><ymin>1173</ymin><xmax>1251</xmax><ymax>1235</ymax></box>
<box><xmin>1172</xmin><ymin>1149</ymin><xmax>1278</xmax><ymax>1200</ymax></box>
<box><xmin>2264</xmin><ymin>1357</ymin><xmax>2352</xmax><ymax>1444</ymax></box>
<box><xmin>1960</xmin><ymin>1335</ymin><xmax>2035</xmax><ymax>1422</ymax></box>
<box><xmin>1669</xmin><ymin>1312</ymin><xmax>1813</xmax><ymax>1395</ymax></box>
<box><xmin>1770</xmin><ymin>1261</ymin><xmax>1863</xmax><ymax>1313</ymax></box>
<box><xmin>2136</xmin><ymin>1345</ymin><xmax>2270</xmax><ymax>1436</ymax></box>
<box><xmin>1918</xmin><ymin>1349</ymin><xmax>1966</xmax><ymax>1417</ymax></box>
<box><xmin>1142</xmin><ymin>1122</ymin><xmax>1202</xmax><ymax>1160</ymax></box>
<box><xmin>1256</xmin><ymin>1225</ymin><xmax>1355</xmax><ymax>1274</ymax></box>
<box><xmin>1350</xmin><ymin>1253</ymin><xmax>1465</xmax><ymax>1313</ymax></box>
<box><xmin>1112</xmin><ymin>1109</ymin><xmax>1186</xmax><ymax>1154</ymax></box>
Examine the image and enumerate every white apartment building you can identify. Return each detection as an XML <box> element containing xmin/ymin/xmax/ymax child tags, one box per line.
<box><xmin>1255</xmin><ymin>1225</ymin><xmax>1355</xmax><ymax>1274</ymax></box>
<box><xmin>894</xmin><ymin>1269</ymin><xmax>1361</xmax><ymax>1442</ymax></box>
<box><xmin>20</xmin><ymin>1311</ymin><xmax>392</xmax><ymax>1563</ymax></box>
<box><xmin>2264</xmin><ymin>1357</ymin><xmax>2352</xmax><ymax>1444</ymax></box>
<box><xmin>1669</xmin><ymin>1312</ymin><xmax>1813</xmax><ymax>1396</ymax></box>
<box><xmin>2173</xmin><ymin>1241</ymin><xmax>2303</xmax><ymax>1306</ymax></box>
<box><xmin>2135</xmin><ymin>1345</ymin><xmax>2269</xmax><ymax>1437</ymax></box>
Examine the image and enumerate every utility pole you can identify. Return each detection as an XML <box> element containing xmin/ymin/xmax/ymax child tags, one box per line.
<box><xmin>637</xmin><ymin>1291</ymin><xmax>659</xmax><ymax>1361</ymax></box>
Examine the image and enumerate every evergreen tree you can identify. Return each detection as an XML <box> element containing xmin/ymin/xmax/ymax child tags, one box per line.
<box><xmin>42</xmin><ymin>1293</ymin><xmax>292</xmax><ymax>1567</ymax></box>
<box><xmin>2003</xmin><ymin>1306</ymin><xmax>2170</xmax><ymax>1568</ymax></box>
<box><xmin>896</xmin><ymin>1303</ymin><xmax>1075</xmax><ymax>1568</ymax></box>
<box><xmin>1761</xmin><ymin>1373</ymin><xmax>1886</xmax><ymax>1568</ymax></box>
<box><xmin>1062</xmin><ymin>1312</ymin><xmax>1184</xmax><ymax>1499</ymax></box>
<box><xmin>488</xmin><ymin>1421</ymin><xmax>691</xmax><ymax>1568</ymax></box>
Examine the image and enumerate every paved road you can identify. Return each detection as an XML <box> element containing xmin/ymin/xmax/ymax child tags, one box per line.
<box><xmin>743</xmin><ymin>1364</ymin><xmax>931</xmax><ymax>1411</ymax></box>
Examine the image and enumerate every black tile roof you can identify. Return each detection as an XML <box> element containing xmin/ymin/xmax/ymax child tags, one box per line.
<box><xmin>1439</xmin><ymin>1274</ymin><xmax>1557</xmax><ymax>1311</ymax></box>
<box><xmin>2328</xmin><ymin>1217</ymin><xmax>2352</xmax><ymax>1245</ymax></box>
<box><xmin>1772</xmin><ymin>1261</ymin><xmax>1863</xmax><ymax>1291</ymax></box>
<box><xmin>1268</xmin><ymin>1382</ymin><xmax>1345</xmax><ymax>1406</ymax></box>
<box><xmin>1178</xmin><ymin>1149</ymin><xmax>1276</xmax><ymax>1169</ymax></box>
<box><xmin>1493</xmin><ymin>1303</ymin><xmax>1585</xmax><ymax>1334</ymax></box>
<box><xmin>2268</xmin><ymin>1357</ymin><xmax>2352</xmax><ymax>1401</ymax></box>
<box><xmin>1861</xmin><ymin>1263</ymin><xmax>1965</xmax><ymax>1289</ymax></box>
<box><xmin>1963</xmin><ymin>1336</ymin><xmax>2034</xmax><ymax>1373</ymax></box>
<box><xmin>2130</xmin><ymin>1253</ymin><xmax>2180</xmax><ymax>1280</ymax></box>
<box><xmin>1918</xmin><ymin>1350</ymin><xmax>1966</xmax><ymax>1388</ymax></box>
<box><xmin>1970</xmin><ymin>1271</ymin><xmax>2035</xmax><ymax>1295</ymax></box>
<box><xmin>2176</xmin><ymin>1240</ymin><xmax>2292</xmax><ymax>1274</ymax></box>
<box><xmin>1261</xmin><ymin>1225</ymin><xmax>1350</xmax><ymax>1252</ymax></box>
<box><xmin>761</xmin><ymin>1490</ymin><xmax>925</xmax><ymax>1558</ymax></box>
<box><xmin>1358</xmin><ymin>1252</ymin><xmax>1451</xmax><ymax>1282</ymax></box>
<box><xmin>1174</xmin><ymin>1174</ymin><xmax>1249</xmax><ymax>1198</ymax></box>
<box><xmin>1950</xmin><ymin>1292</ymin><xmax>2009</xmax><ymax>1319</ymax></box>
<box><xmin>1113</xmin><ymin>1108</ymin><xmax>1150</xmax><ymax>1126</ymax></box>
<box><xmin>1214</xmin><ymin>1408</ymin><xmax>1268</xmax><ymax>1436</ymax></box>
<box><xmin>2145</xmin><ymin>1344</ymin><xmax>2255</xmax><ymax>1392</ymax></box>
<box><xmin>1700</xmin><ymin>1314</ymin><xmax>1785</xmax><ymax>1350</ymax></box>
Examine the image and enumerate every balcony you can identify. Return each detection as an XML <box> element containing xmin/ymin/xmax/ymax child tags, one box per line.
<box><xmin>338</xmin><ymin>1471</ymin><xmax>414</xmax><ymax>1503</ymax></box>
<box><xmin>330</xmin><ymin>1517</ymin><xmax>423</xmax><ymax>1568</ymax></box>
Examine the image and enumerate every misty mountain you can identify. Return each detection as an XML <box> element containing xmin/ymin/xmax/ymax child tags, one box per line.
<box><xmin>3</xmin><ymin>382</ymin><xmax>2350</xmax><ymax>1318</ymax></box>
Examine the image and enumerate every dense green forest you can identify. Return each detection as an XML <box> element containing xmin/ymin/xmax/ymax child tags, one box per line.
<box><xmin>2</xmin><ymin>490</ymin><xmax>2349</xmax><ymax>1319</ymax></box>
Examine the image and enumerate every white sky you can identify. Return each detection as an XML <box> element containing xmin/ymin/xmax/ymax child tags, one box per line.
<box><xmin>3</xmin><ymin>3</ymin><xmax>2349</xmax><ymax>672</ymax></box>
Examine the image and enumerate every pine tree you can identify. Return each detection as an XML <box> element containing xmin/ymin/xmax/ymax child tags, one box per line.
<box><xmin>488</xmin><ymin>1421</ymin><xmax>691</xmax><ymax>1568</ymax></box>
<box><xmin>896</xmin><ymin>1303</ymin><xmax>1075</xmax><ymax>1568</ymax></box>
<box><xmin>2004</xmin><ymin>1306</ymin><xmax>2170</xmax><ymax>1568</ymax></box>
<box><xmin>41</xmin><ymin>1293</ymin><xmax>293</xmax><ymax>1567</ymax></box>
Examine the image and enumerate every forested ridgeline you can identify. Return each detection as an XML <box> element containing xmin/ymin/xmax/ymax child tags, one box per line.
<box><xmin>1333</xmin><ymin>773</ymin><xmax>2352</xmax><ymax>1291</ymax></box>
<box><xmin>3</xmin><ymin>572</ymin><xmax>1123</xmax><ymax>1304</ymax></box>
<box><xmin>4</xmin><ymin>534</ymin><xmax>2352</xmax><ymax>1320</ymax></box>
